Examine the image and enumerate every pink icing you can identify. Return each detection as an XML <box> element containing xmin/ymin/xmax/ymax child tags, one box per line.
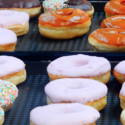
<box><xmin>114</xmin><ymin>61</ymin><xmax>125</xmax><ymax>74</ymax></box>
<box><xmin>0</xmin><ymin>10</ymin><xmax>29</xmax><ymax>28</ymax></box>
<box><xmin>0</xmin><ymin>28</ymin><xmax>17</xmax><ymax>45</ymax></box>
<box><xmin>0</xmin><ymin>56</ymin><xmax>25</xmax><ymax>77</ymax></box>
<box><xmin>45</xmin><ymin>78</ymin><xmax>108</xmax><ymax>103</ymax></box>
<box><xmin>47</xmin><ymin>54</ymin><xmax>111</xmax><ymax>77</ymax></box>
<box><xmin>120</xmin><ymin>82</ymin><xmax>125</xmax><ymax>96</ymax></box>
<box><xmin>30</xmin><ymin>103</ymin><xmax>100</xmax><ymax>125</ymax></box>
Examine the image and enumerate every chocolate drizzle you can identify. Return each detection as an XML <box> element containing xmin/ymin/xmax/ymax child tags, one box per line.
<box><xmin>0</xmin><ymin>0</ymin><xmax>41</xmax><ymax>8</ymax></box>
<box><xmin>64</xmin><ymin>0</ymin><xmax>92</xmax><ymax>11</ymax></box>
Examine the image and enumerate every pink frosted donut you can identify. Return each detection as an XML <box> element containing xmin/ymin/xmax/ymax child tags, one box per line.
<box><xmin>45</xmin><ymin>78</ymin><xmax>108</xmax><ymax>111</ymax></box>
<box><xmin>47</xmin><ymin>54</ymin><xmax>111</xmax><ymax>84</ymax></box>
<box><xmin>113</xmin><ymin>61</ymin><xmax>125</xmax><ymax>84</ymax></box>
<box><xmin>30</xmin><ymin>103</ymin><xmax>100</xmax><ymax>125</ymax></box>
<box><xmin>0</xmin><ymin>10</ymin><xmax>29</xmax><ymax>36</ymax></box>
<box><xmin>0</xmin><ymin>56</ymin><xmax>26</xmax><ymax>85</ymax></box>
<box><xmin>0</xmin><ymin>28</ymin><xmax>17</xmax><ymax>51</ymax></box>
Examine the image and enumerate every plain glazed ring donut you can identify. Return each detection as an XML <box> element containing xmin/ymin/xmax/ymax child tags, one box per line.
<box><xmin>0</xmin><ymin>0</ymin><xmax>41</xmax><ymax>18</ymax></box>
<box><xmin>101</xmin><ymin>15</ymin><xmax>125</xmax><ymax>29</ymax></box>
<box><xmin>105</xmin><ymin>0</ymin><xmax>125</xmax><ymax>18</ymax></box>
<box><xmin>45</xmin><ymin>78</ymin><xmax>108</xmax><ymax>111</ymax></box>
<box><xmin>0</xmin><ymin>28</ymin><xmax>17</xmax><ymax>51</ymax></box>
<box><xmin>47</xmin><ymin>54</ymin><xmax>111</xmax><ymax>84</ymax></box>
<box><xmin>0</xmin><ymin>56</ymin><xmax>26</xmax><ymax>85</ymax></box>
<box><xmin>114</xmin><ymin>61</ymin><xmax>125</xmax><ymax>84</ymax></box>
<box><xmin>30</xmin><ymin>103</ymin><xmax>100</xmax><ymax>125</ymax></box>
<box><xmin>0</xmin><ymin>108</ymin><xmax>4</xmax><ymax>125</ymax></box>
<box><xmin>119</xmin><ymin>82</ymin><xmax>125</xmax><ymax>109</ymax></box>
<box><xmin>38</xmin><ymin>8</ymin><xmax>91</xmax><ymax>39</ymax></box>
<box><xmin>121</xmin><ymin>109</ymin><xmax>125</xmax><ymax>125</ymax></box>
<box><xmin>88</xmin><ymin>28</ymin><xmax>125</xmax><ymax>52</ymax></box>
<box><xmin>0</xmin><ymin>80</ymin><xmax>18</xmax><ymax>111</ymax></box>
<box><xmin>0</xmin><ymin>10</ymin><xmax>29</xmax><ymax>36</ymax></box>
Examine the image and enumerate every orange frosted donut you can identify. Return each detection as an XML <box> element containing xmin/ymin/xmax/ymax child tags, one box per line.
<box><xmin>38</xmin><ymin>8</ymin><xmax>91</xmax><ymax>39</ymax></box>
<box><xmin>88</xmin><ymin>28</ymin><xmax>125</xmax><ymax>52</ymax></box>
<box><xmin>105</xmin><ymin>0</ymin><xmax>125</xmax><ymax>18</ymax></box>
<box><xmin>101</xmin><ymin>15</ymin><xmax>125</xmax><ymax>29</ymax></box>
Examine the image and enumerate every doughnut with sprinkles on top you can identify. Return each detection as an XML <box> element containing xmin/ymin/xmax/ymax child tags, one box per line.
<box><xmin>0</xmin><ymin>80</ymin><xmax>18</xmax><ymax>111</ymax></box>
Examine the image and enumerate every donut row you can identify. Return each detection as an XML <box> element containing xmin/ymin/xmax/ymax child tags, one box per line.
<box><xmin>30</xmin><ymin>54</ymin><xmax>125</xmax><ymax>125</ymax></box>
<box><xmin>88</xmin><ymin>0</ymin><xmax>125</xmax><ymax>52</ymax></box>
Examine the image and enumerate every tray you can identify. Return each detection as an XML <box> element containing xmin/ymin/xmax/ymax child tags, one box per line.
<box><xmin>15</xmin><ymin>1</ymin><xmax>107</xmax><ymax>52</ymax></box>
<box><xmin>2</xmin><ymin>52</ymin><xmax>124</xmax><ymax>125</ymax></box>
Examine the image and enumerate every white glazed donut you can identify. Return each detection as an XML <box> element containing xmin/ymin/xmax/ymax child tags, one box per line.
<box><xmin>121</xmin><ymin>109</ymin><xmax>125</xmax><ymax>125</ymax></box>
<box><xmin>0</xmin><ymin>10</ymin><xmax>29</xmax><ymax>36</ymax></box>
<box><xmin>0</xmin><ymin>28</ymin><xmax>17</xmax><ymax>51</ymax></box>
<box><xmin>30</xmin><ymin>103</ymin><xmax>100</xmax><ymax>125</ymax></box>
<box><xmin>45</xmin><ymin>78</ymin><xmax>108</xmax><ymax>111</ymax></box>
<box><xmin>47</xmin><ymin>54</ymin><xmax>111</xmax><ymax>84</ymax></box>
<box><xmin>0</xmin><ymin>56</ymin><xmax>26</xmax><ymax>85</ymax></box>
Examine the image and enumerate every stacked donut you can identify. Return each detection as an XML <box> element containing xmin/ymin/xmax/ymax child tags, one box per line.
<box><xmin>30</xmin><ymin>54</ymin><xmax>111</xmax><ymax>125</ymax></box>
<box><xmin>88</xmin><ymin>0</ymin><xmax>125</xmax><ymax>52</ymax></box>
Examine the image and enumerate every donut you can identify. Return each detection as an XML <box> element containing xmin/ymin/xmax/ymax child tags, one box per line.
<box><xmin>0</xmin><ymin>108</ymin><xmax>4</xmax><ymax>125</ymax></box>
<box><xmin>121</xmin><ymin>109</ymin><xmax>125</xmax><ymax>125</ymax></box>
<box><xmin>105</xmin><ymin>0</ymin><xmax>125</xmax><ymax>18</ymax></box>
<box><xmin>0</xmin><ymin>0</ymin><xmax>41</xmax><ymax>18</ymax></box>
<box><xmin>38</xmin><ymin>8</ymin><xmax>91</xmax><ymax>39</ymax></box>
<box><xmin>47</xmin><ymin>54</ymin><xmax>111</xmax><ymax>84</ymax></box>
<box><xmin>30</xmin><ymin>103</ymin><xmax>100</xmax><ymax>125</ymax></box>
<box><xmin>0</xmin><ymin>80</ymin><xmax>18</xmax><ymax>111</ymax></box>
<box><xmin>101</xmin><ymin>15</ymin><xmax>125</xmax><ymax>29</ymax></box>
<box><xmin>0</xmin><ymin>56</ymin><xmax>26</xmax><ymax>85</ymax></box>
<box><xmin>0</xmin><ymin>10</ymin><xmax>29</xmax><ymax>36</ymax></box>
<box><xmin>113</xmin><ymin>61</ymin><xmax>125</xmax><ymax>84</ymax></box>
<box><xmin>0</xmin><ymin>28</ymin><xmax>17</xmax><ymax>51</ymax></box>
<box><xmin>43</xmin><ymin>0</ymin><xmax>94</xmax><ymax>18</ymax></box>
<box><xmin>45</xmin><ymin>78</ymin><xmax>108</xmax><ymax>111</ymax></box>
<box><xmin>119</xmin><ymin>82</ymin><xmax>125</xmax><ymax>109</ymax></box>
<box><xmin>88</xmin><ymin>28</ymin><xmax>125</xmax><ymax>52</ymax></box>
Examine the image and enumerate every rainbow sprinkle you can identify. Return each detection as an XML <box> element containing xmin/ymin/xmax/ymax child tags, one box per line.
<box><xmin>43</xmin><ymin>0</ymin><xmax>68</xmax><ymax>11</ymax></box>
<box><xmin>0</xmin><ymin>80</ymin><xmax>18</xmax><ymax>107</ymax></box>
<box><xmin>0</xmin><ymin>108</ymin><xmax>4</xmax><ymax>120</ymax></box>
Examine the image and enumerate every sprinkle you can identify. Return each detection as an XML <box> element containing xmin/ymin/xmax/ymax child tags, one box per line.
<box><xmin>43</xmin><ymin>0</ymin><xmax>68</xmax><ymax>11</ymax></box>
<box><xmin>0</xmin><ymin>80</ymin><xmax>18</xmax><ymax>107</ymax></box>
<box><xmin>27</xmin><ymin>88</ymin><xmax>29</xmax><ymax>90</ymax></box>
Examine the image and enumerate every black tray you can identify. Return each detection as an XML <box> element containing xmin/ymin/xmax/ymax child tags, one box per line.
<box><xmin>15</xmin><ymin>1</ymin><xmax>107</xmax><ymax>52</ymax></box>
<box><xmin>2</xmin><ymin>52</ymin><xmax>125</xmax><ymax>125</ymax></box>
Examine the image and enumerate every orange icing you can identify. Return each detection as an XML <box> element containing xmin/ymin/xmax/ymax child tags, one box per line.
<box><xmin>39</xmin><ymin>8</ymin><xmax>90</xmax><ymax>27</ymax></box>
<box><xmin>105</xmin><ymin>0</ymin><xmax>125</xmax><ymax>15</ymax></box>
<box><xmin>89</xmin><ymin>28</ymin><xmax>125</xmax><ymax>46</ymax></box>
<box><xmin>101</xmin><ymin>15</ymin><xmax>125</xmax><ymax>29</ymax></box>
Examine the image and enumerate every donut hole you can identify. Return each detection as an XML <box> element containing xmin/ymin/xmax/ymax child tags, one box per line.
<box><xmin>120</xmin><ymin>0</ymin><xmax>125</xmax><ymax>5</ymax></box>
<box><xmin>0</xmin><ymin>11</ymin><xmax>14</xmax><ymax>16</ymax></box>
<box><xmin>73</xmin><ymin>60</ymin><xmax>89</xmax><ymax>67</ymax></box>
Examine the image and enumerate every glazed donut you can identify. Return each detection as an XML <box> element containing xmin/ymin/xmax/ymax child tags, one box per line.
<box><xmin>121</xmin><ymin>109</ymin><xmax>125</xmax><ymax>125</ymax></box>
<box><xmin>38</xmin><ymin>8</ymin><xmax>91</xmax><ymax>39</ymax></box>
<box><xmin>0</xmin><ymin>28</ymin><xmax>17</xmax><ymax>51</ymax></box>
<box><xmin>30</xmin><ymin>103</ymin><xmax>100</xmax><ymax>125</ymax></box>
<box><xmin>119</xmin><ymin>82</ymin><xmax>125</xmax><ymax>109</ymax></box>
<box><xmin>101</xmin><ymin>15</ymin><xmax>125</xmax><ymax>29</ymax></box>
<box><xmin>88</xmin><ymin>28</ymin><xmax>125</xmax><ymax>52</ymax></box>
<box><xmin>105</xmin><ymin>0</ymin><xmax>125</xmax><ymax>18</ymax></box>
<box><xmin>0</xmin><ymin>56</ymin><xmax>26</xmax><ymax>85</ymax></box>
<box><xmin>0</xmin><ymin>108</ymin><xmax>4</xmax><ymax>125</ymax></box>
<box><xmin>45</xmin><ymin>78</ymin><xmax>108</xmax><ymax>111</ymax></box>
<box><xmin>43</xmin><ymin>0</ymin><xmax>94</xmax><ymax>18</ymax></box>
<box><xmin>113</xmin><ymin>61</ymin><xmax>125</xmax><ymax>84</ymax></box>
<box><xmin>0</xmin><ymin>10</ymin><xmax>29</xmax><ymax>36</ymax></box>
<box><xmin>0</xmin><ymin>80</ymin><xmax>18</xmax><ymax>111</ymax></box>
<box><xmin>47</xmin><ymin>54</ymin><xmax>111</xmax><ymax>84</ymax></box>
<box><xmin>0</xmin><ymin>0</ymin><xmax>41</xmax><ymax>18</ymax></box>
